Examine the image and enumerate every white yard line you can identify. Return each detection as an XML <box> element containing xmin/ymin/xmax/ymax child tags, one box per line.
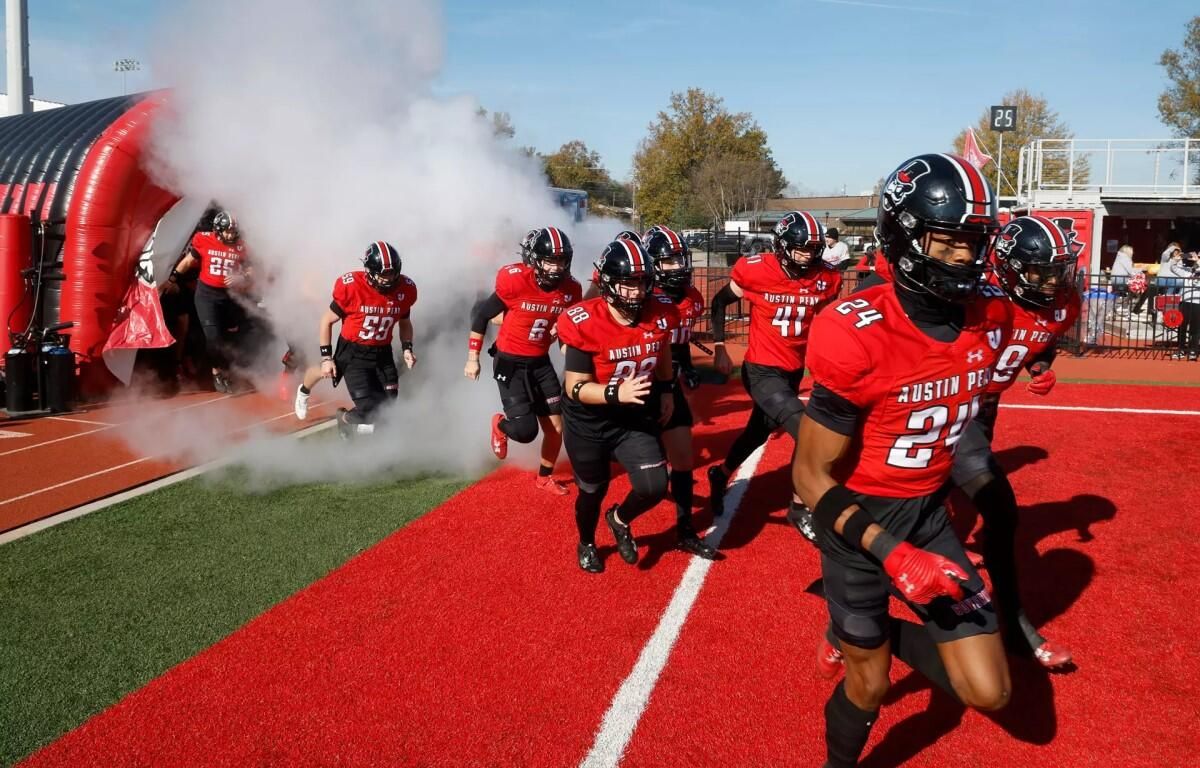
<box><xmin>579</xmin><ymin>444</ymin><xmax>768</xmax><ymax>768</ymax></box>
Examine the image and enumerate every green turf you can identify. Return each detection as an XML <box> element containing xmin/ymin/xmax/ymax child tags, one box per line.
<box><xmin>0</xmin><ymin>465</ymin><xmax>468</xmax><ymax>766</ymax></box>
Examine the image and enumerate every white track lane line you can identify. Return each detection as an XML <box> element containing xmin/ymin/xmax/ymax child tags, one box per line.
<box><xmin>0</xmin><ymin>401</ymin><xmax>329</xmax><ymax>507</ymax></box>
<box><xmin>580</xmin><ymin>443</ymin><xmax>768</xmax><ymax>768</ymax></box>
<box><xmin>0</xmin><ymin>394</ymin><xmax>233</xmax><ymax>458</ymax></box>
<box><xmin>47</xmin><ymin>415</ymin><xmax>116</xmax><ymax>427</ymax></box>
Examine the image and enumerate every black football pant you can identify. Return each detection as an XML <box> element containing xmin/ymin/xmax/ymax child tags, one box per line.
<box><xmin>721</xmin><ymin>362</ymin><xmax>805</xmax><ymax>474</ymax></box>
<box><xmin>563</xmin><ymin>424</ymin><xmax>668</xmax><ymax>546</ymax></box>
<box><xmin>194</xmin><ymin>282</ymin><xmax>247</xmax><ymax>370</ymax></box>
<box><xmin>333</xmin><ymin>338</ymin><xmax>399</xmax><ymax>424</ymax></box>
<box><xmin>492</xmin><ymin>352</ymin><xmax>562</xmax><ymax>443</ymax></box>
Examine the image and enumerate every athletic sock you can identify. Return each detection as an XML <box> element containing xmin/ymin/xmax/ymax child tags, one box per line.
<box><xmin>538</xmin><ymin>464</ymin><xmax>553</xmax><ymax>478</ymax></box>
<box><xmin>575</xmin><ymin>491</ymin><xmax>603</xmax><ymax>547</ymax></box>
<box><xmin>299</xmin><ymin>384</ymin><xmax>311</xmax><ymax>395</ymax></box>
<box><xmin>670</xmin><ymin>469</ymin><xmax>693</xmax><ymax>523</ymax></box>
<box><xmin>824</xmin><ymin>681</ymin><xmax>878</xmax><ymax>768</ymax></box>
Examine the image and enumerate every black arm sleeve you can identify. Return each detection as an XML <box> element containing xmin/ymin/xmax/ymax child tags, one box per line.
<box><xmin>710</xmin><ymin>284</ymin><xmax>739</xmax><ymax>343</ymax></box>
<box><xmin>329</xmin><ymin>301</ymin><xmax>346</xmax><ymax>319</ymax></box>
<box><xmin>469</xmin><ymin>292</ymin><xmax>507</xmax><ymax>335</ymax></box>
<box><xmin>564</xmin><ymin>345</ymin><xmax>595</xmax><ymax>375</ymax></box>
<box><xmin>1026</xmin><ymin>345</ymin><xmax>1058</xmax><ymax>371</ymax></box>
<box><xmin>805</xmin><ymin>383</ymin><xmax>862</xmax><ymax>437</ymax></box>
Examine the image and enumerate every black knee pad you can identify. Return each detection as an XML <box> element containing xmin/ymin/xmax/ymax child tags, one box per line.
<box><xmin>503</xmin><ymin>413</ymin><xmax>540</xmax><ymax>444</ymax></box>
<box><xmin>629</xmin><ymin>464</ymin><xmax>669</xmax><ymax>502</ymax></box>
<box><xmin>760</xmin><ymin>388</ymin><xmax>805</xmax><ymax>433</ymax></box>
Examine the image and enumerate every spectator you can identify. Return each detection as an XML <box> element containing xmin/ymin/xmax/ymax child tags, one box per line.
<box><xmin>1161</xmin><ymin>241</ymin><xmax>1182</xmax><ymax>266</ymax></box>
<box><xmin>1110</xmin><ymin>244</ymin><xmax>1139</xmax><ymax>315</ymax></box>
<box><xmin>1134</xmin><ymin>245</ymin><xmax>1188</xmax><ymax>313</ymax></box>
<box><xmin>1176</xmin><ymin>256</ymin><xmax>1200</xmax><ymax>361</ymax></box>
<box><xmin>822</xmin><ymin>227</ymin><xmax>850</xmax><ymax>269</ymax></box>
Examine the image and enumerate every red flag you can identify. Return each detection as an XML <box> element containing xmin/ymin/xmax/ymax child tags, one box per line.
<box><xmin>963</xmin><ymin>127</ymin><xmax>993</xmax><ymax>171</ymax></box>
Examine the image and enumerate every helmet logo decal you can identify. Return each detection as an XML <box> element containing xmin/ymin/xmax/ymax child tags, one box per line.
<box><xmin>883</xmin><ymin>158</ymin><xmax>932</xmax><ymax>212</ymax></box>
<box><xmin>994</xmin><ymin>223</ymin><xmax>1022</xmax><ymax>257</ymax></box>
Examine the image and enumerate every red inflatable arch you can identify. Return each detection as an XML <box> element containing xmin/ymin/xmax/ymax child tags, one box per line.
<box><xmin>0</xmin><ymin>92</ymin><xmax>180</xmax><ymax>393</ymax></box>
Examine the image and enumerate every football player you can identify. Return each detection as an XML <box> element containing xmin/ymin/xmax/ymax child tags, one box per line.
<box><xmin>317</xmin><ymin>241</ymin><xmax>417</xmax><ymax>439</ymax></box>
<box><xmin>558</xmin><ymin>238</ymin><xmax>679</xmax><ymax>573</ymax></box>
<box><xmin>708</xmin><ymin>211</ymin><xmax>843</xmax><ymax>531</ymax></box>
<box><xmin>465</xmin><ymin>227</ymin><xmax>582</xmax><ymax>495</ymax></box>
<box><xmin>948</xmin><ymin>214</ymin><xmax>1082</xmax><ymax>669</ymax></box>
<box><xmin>644</xmin><ymin>225</ymin><xmax>718</xmax><ymax>560</ymax></box>
<box><xmin>583</xmin><ymin>230</ymin><xmax>642</xmax><ymax>301</ymax></box>
<box><xmin>793</xmin><ymin>153</ymin><xmax>1013</xmax><ymax>768</ymax></box>
<box><xmin>175</xmin><ymin>210</ymin><xmax>251</xmax><ymax>393</ymax></box>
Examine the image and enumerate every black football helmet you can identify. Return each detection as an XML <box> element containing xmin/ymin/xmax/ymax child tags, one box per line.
<box><xmin>363</xmin><ymin>240</ymin><xmax>402</xmax><ymax>291</ymax></box>
<box><xmin>643</xmin><ymin>225</ymin><xmax>692</xmax><ymax>298</ymax></box>
<box><xmin>773</xmin><ymin>211</ymin><xmax>825</xmax><ymax>276</ymax></box>
<box><xmin>993</xmin><ymin>215</ymin><xmax>1079</xmax><ymax>308</ymax></box>
<box><xmin>615</xmin><ymin>230</ymin><xmax>643</xmax><ymax>246</ymax></box>
<box><xmin>595</xmin><ymin>238</ymin><xmax>654</xmax><ymax>318</ymax></box>
<box><xmin>877</xmin><ymin>153</ymin><xmax>999</xmax><ymax>302</ymax></box>
<box><xmin>212</xmin><ymin>210</ymin><xmax>239</xmax><ymax>245</ymax></box>
<box><xmin>520</xmin><ymin>226</ymin><xmax>573</xmax><ymax>289</ymax></box>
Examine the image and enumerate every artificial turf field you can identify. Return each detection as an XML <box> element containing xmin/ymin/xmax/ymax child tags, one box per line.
<box><xmin>2</xmin><ymin>376</ymin><xmax>1199</xmax><ymax>767</ymax></box>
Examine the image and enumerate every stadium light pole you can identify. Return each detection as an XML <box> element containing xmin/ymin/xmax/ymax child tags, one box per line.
<box><xmin>114</xmin><ymin>58</ymin><xmax>140</xmax><ymax>95</ymax></box>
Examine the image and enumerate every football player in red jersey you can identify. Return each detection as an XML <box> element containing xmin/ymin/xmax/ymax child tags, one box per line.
<box><xmin>708</xmin><ymin>211</ymin><xmax>843</xmax><ymax>529</ymax></box>
<box><xmin>317</xmin><ymin>241</ymin><xmax>417</xmax><ymax>439</ymax></box>
<box><xmin>644</xmin><ymin>225</ymin><xmax>719</xmax><ymax>560</ymax></box>
<box><xmin>558</xmin><ymin>238</ymin><xmax>679</xmax><ymax>574</ymax></box>
<box><xmin>793</xmin><ymin>154</ymin><xmax>1014</xmax><ymax>767</ymax></box>
<box><xmin>464</xmin><ymin>227</ymin><xmax>582</xmax><ymax>495</ymax></box>
<box><xmin>947</xmin><ymin>214</ymin><xmax>1083</xmax><ymax>670</ymax></box>
<box><xmin>173</xmin><ymin>210</ymin><xmax>251</xmax><ymax>392</ymax></box>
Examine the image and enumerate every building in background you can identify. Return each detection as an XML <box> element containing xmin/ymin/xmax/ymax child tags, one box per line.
<box><xmin>0</xmin><ymin>93</ymin><xmax>64</xmax><ymax>116</ymax></box>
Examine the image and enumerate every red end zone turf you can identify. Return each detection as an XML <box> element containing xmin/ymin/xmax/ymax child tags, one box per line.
<box><xmin>20</xmin><ymin>383</ymin><xmax>1200</xmax><ymax>767</ymax></box>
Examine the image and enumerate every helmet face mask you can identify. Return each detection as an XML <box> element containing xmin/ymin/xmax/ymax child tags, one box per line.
<box><xmin>643</xmin><ymin>225</ymin><xmax>692</xmax><ymax>297</ymax></box>
<box><xmin>773</xmin><ymin>211</ymin><xmax>825</xmax><ymax>277</ymax></box>
<box><xmin>877</xmin><ymin>154</ymin><xmax>999</xmax><ymax>303</ymax></box>
<box><xmin>994</xmin><ymin>216</ymin><xmax>1078</xmax><ymax>308</ymax></box>
<box><xmin>213</xmin><ymin>211</ymin><xmax>239</xmax><ymax>245</ymax></box>
<box><xmin>521</xmin><ymin>227</ymin><xmax>573</xmax><ymax>290</ymax></box>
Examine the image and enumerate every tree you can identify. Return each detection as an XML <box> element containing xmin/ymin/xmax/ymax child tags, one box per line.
<box><xmin>633</xmin><ymin>89</ymin><xmax>786</xmax><ymax>227</ymax></box>
<box><xmin>476</xmin><ymin>107</ymin><xmax>515</xmax><ymax>139</ymax></box>
<box><xmin>1159</xmin><ymin>16</ymin><xmax>1200</xmax><ymax>138</ymax></box>
<box><xmin>952</xmin><ymin>89</ymin><xmax>1087</xmax><ymax>195</ymax></box>
<box><xmin>690</xmin><ymin>154</ymin><xmax>785</xmax><ymax>228</ymax></box>
<box><xmin>540</xmin><ymin>140</ymin><xmax>632</xmax><ymax>208</ymax></box>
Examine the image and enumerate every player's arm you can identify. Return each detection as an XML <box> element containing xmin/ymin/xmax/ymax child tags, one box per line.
<box><xmin>318</xmin><ymin>307</ymin><xmax>341</xmax><ymax>379</ymax></box>
<box><xmin>465</xmin><ymin>292</ymin><xmax>507</xmax><ymax>380</ymax></box>
<box><xmin>397</xmin><ymin>316</ymin><xmax>416</xmax><ymax>369</ymax></box>
<box><xmin>710</xmin><ymin>279</ymin><xmax>744</xmax><ymax>375</ymax></box>
<box><xmin>1023</xmin><ymin>346</ymin><xmax>1058</xmax><ymax>395</ymax></box>
<box><xmin>563</xmin><ymin>346</ymin><xmax>651</xmax><ymax>406</ymax></box>
<box><xmin>794</xmin><ymin>384</ymin><xmax>968</xmax><ymax>605</ymax></box>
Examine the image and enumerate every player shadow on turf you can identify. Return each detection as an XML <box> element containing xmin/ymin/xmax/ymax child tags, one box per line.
<box><xmin>859</xmin><ymin>653</ymin><xmax>1059</xmax><ymax>768</ymax></box>
<box><xmin>708</xmin><ymin>462</ymin><xmax>797</xmax><ymax>551</ymax></box>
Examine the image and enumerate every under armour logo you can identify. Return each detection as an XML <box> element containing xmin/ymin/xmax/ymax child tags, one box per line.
<box><xmin>967</xmin><ymin>349</ymin><xmax>984</xmax><ymax>364</ymax></box>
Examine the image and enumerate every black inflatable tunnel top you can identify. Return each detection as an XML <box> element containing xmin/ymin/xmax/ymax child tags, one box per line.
<box><xmin>0</xmin><ymin>94</ymin><xmax>141</xmax><ymax>226</ymax></box>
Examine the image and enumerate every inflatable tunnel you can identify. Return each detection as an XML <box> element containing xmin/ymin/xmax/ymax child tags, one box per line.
<box><xmin>0</xmin><ymin>92</ymin><xmax>180</xmax><ymax>392</ymax></box>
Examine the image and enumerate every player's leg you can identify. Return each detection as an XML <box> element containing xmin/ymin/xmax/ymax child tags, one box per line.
<box><xmin>562</xmin><ymin>425</ymin><xmax>611</xmax><ymax>573</ymax></box>
<box><xmin>530</xmin><ymin>357</ymin><xmax>568</xmax><ymax>495</ymax></box>
<box><xmin>489</xmin><ymin>355</ymin><xmax>539</xmax><ymax>459</ymax></box>
<box><xmin>194</xmin><ymin>284</ymin><xmax>230</xmax><ymax>391</ymax></box>
<box><xmin>661</xmin><ymin>389</ymin><xmax>717</xmax><ymax>559</ymax></box>
<box><xmin>820</xmin><ymin>550</ymin><xmax>894</xmax><ymax>767</ymax></box>
<box><xmin>335</xmin><ymin>347</ymin><xmax>383</xmax><ymax>439</ymax></box>
<box><xmin>906</xmin><ymin>506</ymin><xmax>1011</xmax><ymax>711</ymax></box>
<box><xmin>606</xmin><ymin>430</ymin><xmax>670</xmax><ymax>565</ymax></box>
<box><xmin>294</xmin><ymin>364</ymin><xmax>325</xmax><ymax>420</ymax></box>
<box><xmin>951</xmin><ymin>421</ymin><xmax>1070</xmax><ymax>668</ymax></box>
<box><xmin>708</xmin><ymin>364</ymin><xmax>775</xmax><ymax>516</ymax></box>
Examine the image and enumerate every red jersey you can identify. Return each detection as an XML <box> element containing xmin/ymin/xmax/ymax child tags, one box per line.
<box><xmin>659</xmin><ymin>285</ymin><xmax>705</xmax><ymax>346</ymax></box>
<box><xmin>558</xmin><ymin>295</ymin><xmax>678</xmax><ymax>386</ymax></box>
<box><xmin>807</xmin><ymin>283</ymin><xmax>1014</xmax><ymax>497</ymax></box>
<box><xmin>331</xmin><ymin>270</ymin><xmax>417</xmax><ymax>346</ymax></box>
<box><xmin>193</xmin><ymin>232</ymin><xmax>247</xmax><ymax>289</ymax></box>
<box><xmin>730</xmin><ymin>255</ymin><xmax>843</xmax><ymax>371</ymax></box>
<box><xmin>987</xmin><ymin>287</ymin><xmax>1081</xmax><ymax>394</ymax></box>
<box><xmin>493</xmin><ymin>263</ymin><xmax>582</xmax><ymax>357</ymax></box>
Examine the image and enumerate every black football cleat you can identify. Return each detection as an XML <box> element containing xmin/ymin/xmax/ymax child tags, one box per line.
<box><xmin>212</xmin><ymin>372</ymin><xmax>231</xmax><ymax>393</ymax></box>
<box><xmin>577</xmin><ymin>542</ymin><xmax>604</xmax><ymax>574</ymax></box>
<box><xmin>605</xmin><ymin>505</ymin><xmax>639</xmax><ymax>564</ymax></box>
<box><xmin>677</xmin><ymin>522</ymin><xmax>719</xmax><ymax>561</ymax></box>
<box><xmin>786</xmin><ymin>502</ymin><xmax>819</xmax><ymax>546</ymax></box>
<box><xmin>707</xmin><ymin>466</ymin><xmax>728</xmax><ymax>517</ymax></box>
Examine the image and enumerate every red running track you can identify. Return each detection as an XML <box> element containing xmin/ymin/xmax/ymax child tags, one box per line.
<box><xmin>18</xmin><ymin>382</ymin><xmax>1200</xmax><ymax>767</ymax></box>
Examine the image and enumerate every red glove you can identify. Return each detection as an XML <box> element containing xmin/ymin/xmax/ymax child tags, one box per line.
<box><xmin>1026</xmin><ymin>363</ymin><xmax>1056</xmax><ymax>396</ymax></box>
<box><xmin>882</xmin><ymin>541</ymin><xmax>968</xmax><ymax>604</ymax></box>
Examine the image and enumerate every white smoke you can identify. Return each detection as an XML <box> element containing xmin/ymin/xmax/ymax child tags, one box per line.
<box><xmin>138</xmin><ymin>0</ymin><xmax>622</xmax><ymax>482</ymax></box>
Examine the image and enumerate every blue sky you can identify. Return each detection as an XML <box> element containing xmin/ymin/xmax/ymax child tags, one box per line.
<box><xmin>9</xmin><ymin>0</ymin><xmax>1198</xmax><ymax>193</ymax></box>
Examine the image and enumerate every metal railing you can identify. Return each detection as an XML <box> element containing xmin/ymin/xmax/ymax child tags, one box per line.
<box><xmin>696</xmin><ymin>265</ymin><xmax>1199</xmax><ymax>359</ymax></box>
<box><xmin>1016</xmin><ymin>138</ymin><xmax>1200</xmax><ymax>203</ymax></box>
